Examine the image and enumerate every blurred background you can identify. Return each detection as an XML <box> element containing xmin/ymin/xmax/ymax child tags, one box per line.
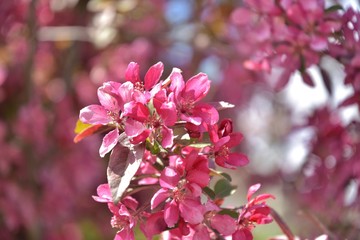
<box><xmin>1</xmin><ymin>0</ymin><xmax>360</xmax><ymax>239</ymax></box>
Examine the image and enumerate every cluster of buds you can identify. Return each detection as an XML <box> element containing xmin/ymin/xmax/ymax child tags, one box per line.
<box><xmin>75</xmin><ymin>62</ymin><xmax>274</xmax><ymax>239</ymax></box>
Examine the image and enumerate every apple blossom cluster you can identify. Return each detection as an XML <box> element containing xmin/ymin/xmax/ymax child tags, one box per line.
<box><xmin>75</xmin><ymin>62</ymin><xmax>275</xmax><ymax>239</ymax></box>
<box><xmin>229</xmin><ymin>0</ymin><xmax>342</xmax><ymax>89</ymax></box>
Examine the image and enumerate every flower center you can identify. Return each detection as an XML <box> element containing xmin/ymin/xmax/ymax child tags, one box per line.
<box><xmin>217</xmin><ymin>146</ymin><xmax>229</xmax><ymax>157</ymax></box>
<box><xmin>180</xmin><ymin>99</ymin><xmax>195</xmax><ymax>114</ymax></box>
<box><xmin>111</xmin><ymin>215</ymin><xmax>129</xmax><ymax>231</ymax></box>
<box><xmin>135</xmin><ymin>81</ymin><xmax>145</xmax><ymax>92</ymax></box>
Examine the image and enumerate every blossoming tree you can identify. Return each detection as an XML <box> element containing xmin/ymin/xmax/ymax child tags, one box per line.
<box><xmin>1</xmin><ymin>0</ymin><xmax>360</xmax><ymax>239</ymax></box>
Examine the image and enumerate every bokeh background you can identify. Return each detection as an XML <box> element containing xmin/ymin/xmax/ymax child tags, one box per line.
<box><xmin>1</xmin><ymin>0</ymin><xmax>360</xmax><ymax>239</ymax></box>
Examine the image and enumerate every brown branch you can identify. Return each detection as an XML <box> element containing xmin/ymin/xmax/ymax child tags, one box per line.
<box><xmin>271</xmin><ymin>207</ymin><xmax>296</xmax><ymax>240</ymax></box>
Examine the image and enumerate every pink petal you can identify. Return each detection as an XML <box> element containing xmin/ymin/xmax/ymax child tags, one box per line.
<box><xmin>122</xmin><ymin>196</ymin><xmax>139</xmax><ymax>211</ymax></box>
<box><xmin>99</xmin><ymin>129</ymin><xmax>119</xmax><ymax>157</ymax></box>
<box><xmin>253</xmin><ymin>193</ymin><xmax>276</xmax><ymax>204</ymax></box>
<box><xmin>186</xmin><ymin>169</ymin><xmax>209</xmax><ymax>188</ymax></box>
<box><xmin>97</xmin><ymin>85</ymin><xmax>120</xmax><ymax>112</ymax></box>
<box><xmin>183</xmin><ymin>73</ymin><xmax>210</xmax><ymax>102</ymax></box>
<box><xmin>160</xmin><ymin>167</ymin><xmax>180</xmax><ymax>189</ymax></box>
<box><xmin>130</xmin><ymin>129</ymin><xmax>150</xmax><ymax>144</ymax></box>
<box><xmin>226</xmin><ymin>133</ymin><xmax>244</xmax><ymax>148</ymax></box>
<box><xmin>211</xmin><ymin>214</ymin><xmax>236</xmax><ymax>236</ymax></box>
<box><xmin>193</xmin><ymin>103</ymin><xmax>219</xmax><ymax>125</ymax></box>
<box><xmin>193</xmin><ymin>225</ymin><xmax>211</xmax><ymax>240</ymax></box>
<box><xmin>247</xmin><ymin>183</ymin><xmax>261</xmax><ymax>201</ymax></box>
<box><xmin>140</xmin><ymin>211</ymin><xmax>167</xmax><ymax>239</ymax></box>
<box><xmin>232</xmin><ymin>228</ymin><xmax>253</xmax><ymax>240</ymax></box>
<box><xmin>169</xmin><ymin>68</ymin><xmax>185</xmax><ymax>97</ymax></box>
<box><xmin>79</xmin><ymin>105</ymin><xmax>109</xmax><ymax>125</ymax></box>
<box><xmin>114</xmin><ymin>228</ymin><xmax>135</xmax><ymax>240</ymax></box>
<box><xmin>117</xmin><ymin>82</ymin><xmax>134</xmax><ymax>109</ymax></box>
<box><xmin>179</xmin><ymin>198</ymin><xmax>204</xmax><ymax>224</ymax></box>
<box><xmin>158</xmin><ymin>101</ymin><xmax>177</xmax><ymax>126</ymax></box>
<box><xmin>151</xmin><ymin>188</ymin><xmax>170</xmax><ymax>210</ymax></box>
<box><xmin>164</xmin><ymin>200</ymin><xmax>180</xmax><ymax>227</ymax></box>
<box><xmin>226</xmin><ymin>153</ymin><xmax>249</xmax><ymax>167</ymax></box>
<box><xmin>214</xmin><ymin>136</ymin><xmax>230</xmax><ymax>151</ymax></box>
<box><xmin>180</xmin><ymin>113</ymin><xmax>202</xmax><ymax>126</ymax></box>
<box><xmin>123</xmin><ymin>102</ymin><xmax>150</xmax><ymax>122</ymax></box>
<box><xmin>92</xmin><ymin>184</ymin><xmax>112</xmax><ymax>202</ymax></box>
<box><xmin>144</xmin><ymin>62</ymin><xmax>164</xmax><ymax>90</ymax></box>
<box><xmin>161</xmin><ymin>126</ymin><xmax>174</xmax><ymax>148</ymax></box>
<box><xmin>287</xmin><ymin>4</ymin><xmax>306</xmax><ymax>27</ymax></box>
<box><xmin>125</xmin><ymin>118</ymin><xmax>146</xmax><ymax>138</ymax></box>
<box><xmin>125</xmin><ymin>62</ymin><xmax>140</xmax><ymax>84</ymax></box>
<box><xmin>310</xmin><ymin>36</ymin><xmax>328</xmax><ymax>51</ymax></box>
<box><xmin>231</xmin><ymin>8</ymin><xmax>253</xmax><ymax>25</ymax></box>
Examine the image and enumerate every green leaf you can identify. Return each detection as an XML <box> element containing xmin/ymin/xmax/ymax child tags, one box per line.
<box><xmin>146</xmin><ymin>139</ymin><xmax>160</xmax><ymax>154</ymax></box>
<box><xmin>218</xmin><ymin>209</ymin><xmax>239</xmax><ymax>219</ymax></box>
<box><xmin>107</xmin><ymin>133</ymin><xmax>145</xmax><ymax>204</ymax></box>
<box><xmin>325</xmin><ymin>4</ymin><xmax>343</xmax><ymax>13</ymax></box>
<box><xmin>214</xmin><ymin>179</ymin><xmax>237</xmax><ymax>199</ymax></box>
<box><xmin>203</xmin><ymin>186</ymin><xmax>216</xmax><ymax>200</ymax></box>
<box><xmin>220</xmin><ymin>172</ymin><xmax>232</xmax><ymax>182</ymax></box>
<box><xmin>209</xmin><ymin>169</ymin><xmax>232</xmax><ymax>182</ymax></box>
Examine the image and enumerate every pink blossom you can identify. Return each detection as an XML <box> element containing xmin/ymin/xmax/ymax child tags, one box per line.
<box><xmin>210</xmin><ymin>120</ymin><xmax>249</xmax><ymax>169</ymax></box>
<box><xmin>169</xmin><ymin>68</ymin><xmax>219</xmax><ymax>126</ymax></box>
<box><xmin>123</xmin><ymin>88</ymin><xmax>176</xmax><ymax>147</ymax></box>
<box><xmin>125</xmin><ymin>61</ymin><xmax>164</xmax><ymax>102</ymax></box>
<box><xmin>151</xmin><ymin>166</ymin><xmax>205</xmax><ymax>227</ymax></box>
<box><xmin>79</xmin><ymin>82</ymin><xmax>126</xmax><ymax>157</ymax></box>
<box><xmin>92</xmin><ymin>184</ymin><xmax>138</xmax><ymax>240</ymax></box>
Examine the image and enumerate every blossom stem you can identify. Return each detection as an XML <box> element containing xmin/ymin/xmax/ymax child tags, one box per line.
<box><xmin>270</xmin><ymin>207</ymin><xmax>295</xmax><ymax>240</ymax></box>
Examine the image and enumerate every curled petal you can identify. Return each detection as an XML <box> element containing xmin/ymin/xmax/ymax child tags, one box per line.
<box><xmin>92</xmin><ymin>184</ymin><xmax>112</xmax><ymax>202</ymax></box>
<box><xmin>169</xmin><ymin>68</ymin><xmax>185</xmax><ymax>97</ymax></box>
<box><xmin>98</xmin><ymin>86</ymin><xmax>120</xmax><ymax>112</ymax></box>
<box><xmin>151</xmin><ymin>188</ymin><xmax>170</xmax><ymax>210</ymax></box>
<box><xmin>247</xmin><ymin>183</ymin><xmax>261</xmax><ymax>201</ymax></box>
<box><xmin>183</xmin><ymin>73</ymin><xmax>210</xmax><ymax>102</ymax></box>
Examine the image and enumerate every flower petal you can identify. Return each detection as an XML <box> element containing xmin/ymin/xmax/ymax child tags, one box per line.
<box><xmin>125</xmin><ymin>62</ymin><xmax>140</xmax><ymax>84</ymax></box>
<box><xmin>164</xmin><ymin>200</ymin><xmax>179</xmax><ymax>227</ymax></box>
<box><xmin>151</xmin><ymin>188</ymin><xmax>170</xmax><ymax>210</ymax></box>
<box><xmin>183</xmin><ymin>73</ymin><xmax>210</xmax><ymax>102</ymax></box>
<box><xmin>79</xmin><ymin>105</ymin><xmax>109</xmax><ymax>125</ymax></box>
<box><xmin>99</xmin><ymin>129</ymin><xmax>119</xmax><ymax>157</ymax></box>
<box><xmin>144</xmin><ymin>62</ymin><xmax>164</xmax><ymax>90</ymax></box>
<box><xmin>160</xmin><ymin>167</ymin><xmax>180</xmax><ymax>189</ymax></box>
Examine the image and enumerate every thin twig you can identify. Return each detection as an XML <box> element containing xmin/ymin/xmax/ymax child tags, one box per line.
<box><xmin>270</xmin><ymin>207</ymin><xmax>296</xmax><ymax>240</ymax></box>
